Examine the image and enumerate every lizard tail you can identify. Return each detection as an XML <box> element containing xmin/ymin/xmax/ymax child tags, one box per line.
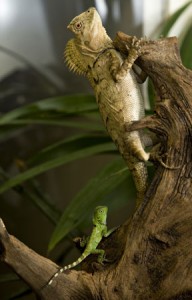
<box><xmin>126</xmin><ymin>158</ymin><xmax>148</xmax><ymax>206</ymax></box>
<box><xmin>122</xmin><ymin>132</ymin><xmax>149</xmax><ymax>206</ymax></box>
<box><xmin>62</xmin><ymin>252</ymin><xmax>88</xmax><ymax>271</ymax></box>
<box><xmin>47</xmin><ymin>253</ymin><xmax>88</xmax><ymax>286</ymax></box>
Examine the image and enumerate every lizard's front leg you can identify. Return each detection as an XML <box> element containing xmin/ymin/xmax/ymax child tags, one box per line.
<box><xmin>110</xmin><ymin>36</ymin><xmax>143</xmax><ymax>81</ymax></box>
<box><xmin>79</xmin><ymin>236</ymin><xmax>89</xmax><ymax>247</ymax></box>
<box><xmin>103</xmin><ymin>227</ymin><xmax>118</xmax><ymax>238</ymax></box>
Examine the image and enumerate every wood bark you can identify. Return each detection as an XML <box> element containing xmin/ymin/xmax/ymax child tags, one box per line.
<box><xmin>1</xmin><ymin>33</ymin><xmax>192</xmax><ymax>299</ymax></box>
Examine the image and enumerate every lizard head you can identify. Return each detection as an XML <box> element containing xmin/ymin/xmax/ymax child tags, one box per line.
<box><xmin>93</xmin><ymin>206</ymin><xmax>108</xmax><ymax>226</ymax></box>
<box><xmin>67</xmin><ymin>7</ymin><xmax>111</xmax><ymax>50</ymax></box>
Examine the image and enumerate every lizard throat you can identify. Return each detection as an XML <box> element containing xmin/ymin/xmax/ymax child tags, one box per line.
<box><xmin>92</xmin><ymin>47</ymin><xmax>116</xmax><ymax>67</ymax></box>
<box><xmin>94</xmin><ymin>221</ymin><xmax>106</xmax><ymax>226</ymax></box>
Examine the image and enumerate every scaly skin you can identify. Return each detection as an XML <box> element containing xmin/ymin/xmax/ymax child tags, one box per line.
<box><xmin>47</xmin><ymin>206</ymin><xmax>113</xmax><ymax>285</ymax></box>
<box><xmin>65</xmin><ymin>7</ymin><xmax>149</xmax><ymax>204</ymax></box>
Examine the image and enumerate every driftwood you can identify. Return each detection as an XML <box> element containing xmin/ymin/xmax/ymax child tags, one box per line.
<box><xmin>1</xmin><ymin>32</ymin><xmax>192</xmax><ymax>299</ymax></box>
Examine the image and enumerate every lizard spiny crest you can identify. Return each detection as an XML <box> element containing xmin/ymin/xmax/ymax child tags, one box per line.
<box><xmin>64</xmin><ymin>39</ymin><xmax>87</xmax><ymax>76</ymax></box>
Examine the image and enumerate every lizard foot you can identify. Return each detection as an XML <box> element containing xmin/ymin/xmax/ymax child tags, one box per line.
<box><xmin>91</xmin><ymin>255</ymin><xmax>113</xmax><ymax>271</ymax></box>
<box><xmin>91</xmin><ymin>261</ymin><xmax>105</xmax><ymax>271</ymax></box>
<box><xmin>154</xmin><ymin>156</ymin><xmax>180</xmax><ymax>170</ymax></box>
<box><xmin>150</xmin><ymin>144</ymin><xmax>180</xmax><ymax>170</ymax></box>
<box><xmin>125</xmin><ymin>36</ymin><xmax>142</xmax><ymax>58</ymax></box>
<box><xmin>102</xmin><ymin>257</ymin><xmax>114</xmax><ymax>263</ymax></box>
<box><xmin>131</xmin><ymin>36</ymin><xmax>142</xmax><ymax>52</ymax></box>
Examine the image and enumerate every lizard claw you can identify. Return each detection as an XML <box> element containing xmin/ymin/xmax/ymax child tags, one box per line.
<box><xmin>125</xmin><ymin>36</ymin><xmax>148</xmax><ymax>57</ymax></box>
<box><xmin>125</xmin><ymin>36</ymin><xmax>142</xmax><ymax>55</ymax></box>
<box><xmin>103</xmin><ymin>257</ymin><xmax>113</xmax><ymax>263</ymax></box>
<box><xmin>150</xmin><ymin>144</ymin><xmax>181</xmax><ymax>169</ymax></box>
<box><xmin>131</xmin><ymin>36</ymin><xmax>141</xmax><ymax>50</ymax></box>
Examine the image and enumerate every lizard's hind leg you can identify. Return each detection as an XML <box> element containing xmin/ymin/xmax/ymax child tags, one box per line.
<box><xmin>91</xmin><ymin>249</ymin><xmax>105</xmax><ymax>264</ymax></box>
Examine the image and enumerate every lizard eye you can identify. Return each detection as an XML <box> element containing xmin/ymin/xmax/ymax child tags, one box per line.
<box><xmin>75</xmin><ymin>22</ymin><xmax>82</xmax><ymax>30</ymax></box>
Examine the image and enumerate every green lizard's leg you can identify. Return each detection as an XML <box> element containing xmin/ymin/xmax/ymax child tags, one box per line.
<box><xmin>91</xmin><ymin>249</ymin><xmax>105</xmax><ymax>264</ymax></box>
<box><xmin>103</xmin><ymin>227</ymin><xmax>118</xmax><ymax>238</ymax></box>
<box><xmin>80</xmin><ymin>236</ymin><xmax>89</xmax><ymax>248</ymax></box>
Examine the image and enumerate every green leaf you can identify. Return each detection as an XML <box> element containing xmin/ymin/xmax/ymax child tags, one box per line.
<box><xmin>9</xmin><ymin>287</ymin><xmax>32</xmax><ymax>300</ymax></box>
<box><xmin>0</xmin><ymin>118</ymin><xmax>103</xmax><ymax>131</ymax></box>
<box><xmin>0</xmin><ymin>168</ymin><xmax>60</xmax><ymax>224</ymax></box>
<box><xmin>160</xmin><ymin>1</ymin><xmax>192</xmax><ymax>37</ymax></box>
<box><xmin>180</xmin><ymin>24</ymin><xmax>192</xmax><ymax>69</ymax></box>
<box><xmin>0</xmin><ymin>94</ymin><xmax>97</xmax><ymax>124</ymax></box>
<box><xmin>48</xmin><ymin>158</ymin><xmax>129</xmax><ymax>251</ymax></box>
<box><xmin>0</xmin><ymin>126</ymin><xmax>25</xmax><ymax>142</ymax></box>
<box><xmin>22</xmin><ymin>182</ymin><xmax>61</xmax><ymax>224</ymax></box>
<box><xmin>0</xmin><ymin>138</ymin><xmax>115</xmax><ymax>195</ymax></box>
<box><xmin>147</xmin><ymin>2</ymin><xmax>192</xmax><ymax>109</ymax></box>
<box><xmin>28</xmin><ymin>134</ymin><xmax>112</xmax><ymax>166</ymax></box>
<box><xmin>0</xmin><ymin>273</ymin><xmax>31</xmax><ymax>300</ymax></box>
<box><xmin>0</xmin><ymin>273</ymin><xmax>19</xmax><ymax>283</ymax></box>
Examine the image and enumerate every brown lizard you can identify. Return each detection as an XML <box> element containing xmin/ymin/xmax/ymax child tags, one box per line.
<box><xmin>65</xmin><ymin>7</ymin><xmax>150</xmax><ymax>205</ymax></box>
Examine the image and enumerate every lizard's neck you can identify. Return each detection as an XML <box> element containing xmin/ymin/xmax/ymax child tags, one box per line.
<box><xmin>77</xmin><ymin>21</ymin><xmax>112</xmax><ymax>52</ymax></box>
<box><xmin>93</xmin><ymin>215</ymin><xmax>107</xmax><ymax>226</ymax></box>
<box><xmin>79</xmin><ymin>34</ymin><xmax>112</xmax><ymax>55</ymax></box>
<box><xmin>87</xmin><ymin>37</ymin><xmax>112</xmax><ymax>52</ymax></box>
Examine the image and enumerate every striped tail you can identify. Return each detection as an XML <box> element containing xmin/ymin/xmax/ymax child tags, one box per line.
<box><xmin>47</xmin><ymin>253</ymin><xmax>87</xmax><ymax>286</ymax></box>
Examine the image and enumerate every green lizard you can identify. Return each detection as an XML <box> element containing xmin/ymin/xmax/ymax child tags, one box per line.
<box><xmin>47</xmin><ymin>206</ymin><xmax>114</xmax><ymax>286</ymax></box>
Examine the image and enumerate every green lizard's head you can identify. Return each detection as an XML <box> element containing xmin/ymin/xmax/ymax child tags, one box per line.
<box><xmin>93</xmin><ymin>206</ymin><xmax>108</xmax><ymax>226</ymax></box>
<box><xmin>67</xmin><ymin>7</ymin><xmax>111</xmax><ymax>50</ymax></box>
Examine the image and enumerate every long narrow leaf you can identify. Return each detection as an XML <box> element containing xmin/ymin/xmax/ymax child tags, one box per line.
<box><xmin>23</xmin><ymin>183</ymin><xmax>61</xmax><ymax>224</ymax></box>
<box><xmin>9</xmin><ymin>287</ymin><xmax>32</xmax><ymax>300</ymax></box>
<box><xmin>0</xmin><ymin>142</ymin><xmax>115</xmax><ymax>195</ymax></box>
<box><xmin>180</xmin><ymin>24</ymin><xmax>192</xmax><ymax>69</ymax></box>
<box><xmin>0</xmin><ymin>273</ymin><xmax>19</xmax><ymax>283</ymax></box>
<box><xmin>160</xmin><ymin>1</ymin><xmax>192</xmax><ymax>36</ymax></box>
<box><xmin>48</xmin><ymin>158</ymin><xmax>129</xmax><ymax>251</ymax></box>
<box><xmin>0</xmin><ymin>118</ymin><xmax>103</xmax><ymax>131</ymax></box>
<box><xmin>147</xmin><ymin>2</ymin><xmax>192</xmax><ymax>108</ymax></box>
<box><xmin>0</xmin><ymin>168</ymin><xmax>60</xmax><ymax>224</ymax></box>
<box><xmin>0</xmin><ymin>94</ymin><xmax>97</xmax><ymax>123</ymax></box>
<box><xmin>28</xmin><ymin>134</ymin><xmax>112</xmax><ymax>166</ymax></box>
